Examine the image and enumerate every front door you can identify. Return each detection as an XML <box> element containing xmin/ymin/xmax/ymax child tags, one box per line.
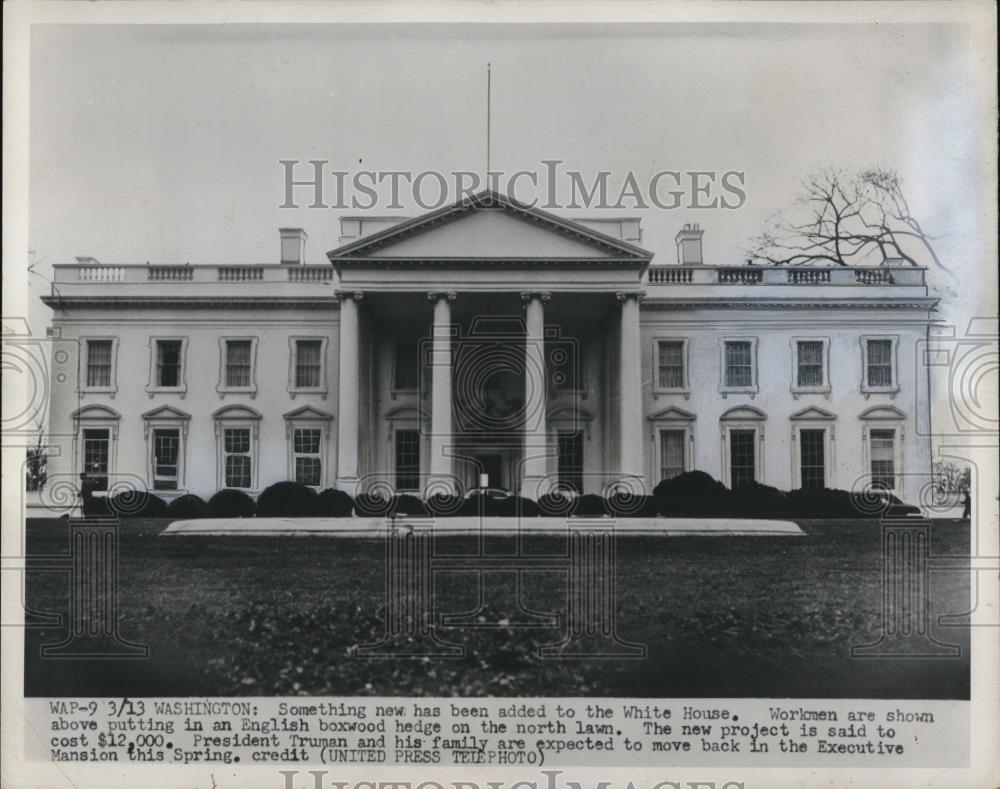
<box><xmin>475</xmin><ymin>454</ymin><xmax>505</xmax><ymax>492</ymax></box>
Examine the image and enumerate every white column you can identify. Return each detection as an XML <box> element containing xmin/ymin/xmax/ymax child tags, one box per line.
<box><xmin>336</xmin><ymin>290</ymin><xmax>362</xmax><ymax>494</ymax></box>
<box><xmin>521</xmin><ymin>291</ymin><xmax>550</xmax><ymax>497</ymax></box>
<box><xmin>617</xmin><ymin>291</ymin><xmax>645</xmax><ymax>484</ymax></box>
<box><xmin>427</xmin><ymin>292</ymin><xmax>456</xmax><ymax>495</ymax></box>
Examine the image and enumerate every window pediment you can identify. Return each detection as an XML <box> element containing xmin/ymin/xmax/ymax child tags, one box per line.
<box><xmin>720</xmin><ymin>405</ymin><xmax>767</xmax><ymax>422</ymax></box>
<box><xmin>71</xmin><ymin>405</ymin><xmax>121</xmax><ymax>421</ymax></box>
<box><xmin>648</xmin><ymin>406</ymin><xmax>697</xmax><ymax>422</ymax></box>
<box><xmin>385</xmin><ymin>404</ymin><xmax>428</xmax><ymax>422</ymax></box>
<box><xmin>859</xmin><ymin>405</ymin><xmax>907</xmax><ymax>421</ymax></box>
<box><xmin>283</xmin><ymin>405</ymin><xmax>334</xmax><ymax>422</ymax></box>
<box><xmin>212</xmin><ymin>404</ymin><xmax>262</xmax><ymax>421</ymax></box>
<box><xmin>142</xmin><ymin>405</ymin><xmax>191</xmax><ymax>422</ymax></box>
<box><xmin>548</xmin><ymin>406</ymin><xmax>595</xmax><ymax>423</ymax></box>
<box><xmin>790</xmin><ymin>406</ymin><xmax>837</xmax><ymax>421</ymax></box>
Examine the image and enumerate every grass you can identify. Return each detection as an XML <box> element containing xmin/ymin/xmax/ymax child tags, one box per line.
<box><xmin>23</xmin><ymin>517</ymin><xmax>970</xmax><ymax>699</ymax></box>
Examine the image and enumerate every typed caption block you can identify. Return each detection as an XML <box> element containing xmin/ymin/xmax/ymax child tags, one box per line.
<box><xmin>30</xmin><ymin>698</ymin><xmax>967</xmax><ymax>768</ymax></box>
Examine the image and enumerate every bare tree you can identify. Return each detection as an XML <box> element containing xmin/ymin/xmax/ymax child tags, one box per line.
<box><xmin>747</xmin><ymin>167</ymin><xmax>951</xmax><ymax>273</ymax></box>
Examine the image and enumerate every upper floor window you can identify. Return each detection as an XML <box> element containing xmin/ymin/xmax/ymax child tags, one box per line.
<box><xmin>723</xmin><ymin>340</ymin><xmax>754</xmax><ymax>389</ymax></box>
<box><xmin>549</xmin><ymin>340</ymin><xmax>583</xmax><ymax>393</ymax></box>
<box><xmin>796</xmin><ymin>341</ymin><xmax>824</xmax><ymax>387</ymax></box>
<box><xmin>156</xmin><ymin>340</ymin><xmax>183</xmax><ymax>387</ymax></box>
<box><xmin>656</xmin><ymin>340</ymin><xmax>686</xmax><ymax>390</ymax></box>
<box><xmin>86</xmin><ymin>340</ymin><xmax>113</xmax><ymax>388</ymax></box>
<box><xmin>394</xmin><ymin>341</ymin><xmax>419</xmax><ymax>391</ymax></box>
<box><xmin>225</xmin><ymin>341</ymin><xmax>252</xmax><ymax>388</ymax></box>
<box><xmin>866</xmin><ymin>339</ymin><xmax>894</xmax><ymax>388</ymax></box>
<box><xmin>294</xmin><ymin>340</ymin><xmax>322</xmax><ymax>388</ymax></box>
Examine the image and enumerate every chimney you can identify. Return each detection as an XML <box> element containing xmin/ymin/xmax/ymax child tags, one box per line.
<box><xmin>675</xmin><ymin>223</ymin><xmax>704</xmax><ymax>265</ymax></box>
<box><xmin>279</xmin><ymin>228</ymin><xmax>307</xmax><ymax>265</ymax></box>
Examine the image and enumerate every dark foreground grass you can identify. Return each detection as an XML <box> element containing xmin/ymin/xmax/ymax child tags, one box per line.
<box><xmin>23</xmin><ymin>518</ymin><xmax>969</xmax><ymax>698</ymax></box>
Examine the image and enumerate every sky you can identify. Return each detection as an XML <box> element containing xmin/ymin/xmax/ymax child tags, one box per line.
<box><xmin>27</xmin><ymin>21</ymin><xmax>985</xmax><ymax>328</ymax></box>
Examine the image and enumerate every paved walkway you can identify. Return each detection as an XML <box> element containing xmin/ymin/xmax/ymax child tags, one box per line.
<box><xmin>162</xmin><ymin>516</ymin><xmax>805</xmax><ymax>537</ymax></box>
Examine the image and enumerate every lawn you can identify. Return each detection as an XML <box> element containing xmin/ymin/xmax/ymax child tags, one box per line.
<box><xmin>23</xmin><ymin>518</ymin><xmax>970</xmax><ymax>698</ymax></box>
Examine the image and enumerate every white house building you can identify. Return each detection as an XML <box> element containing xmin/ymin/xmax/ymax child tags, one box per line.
<box><xmin>39</xmin><ymin>191</ymin><xmax>937</xmax><ymax>506</ymax></box>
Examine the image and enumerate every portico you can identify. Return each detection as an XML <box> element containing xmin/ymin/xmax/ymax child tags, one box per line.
<box><xmin>328</xmin><ymin>191</ymin><xmax>653</xmax><ymax>497</ymax></box>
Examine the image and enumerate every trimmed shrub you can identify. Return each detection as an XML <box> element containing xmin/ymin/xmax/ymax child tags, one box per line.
<box><xmin>728</xmin><ymin>482</ymin><xmax>788</xmax><ymax>518</ymax></box>
<box><xmin>313</xmin><ymin>488</ymin><xmax>354</xmax><ymax>517</ymax></box>
<box><xmin>109</xmin><ymin>490</ymin><xmax>167</xmax><ymax>518</ymax></box>
<box><xmin>653</xmin><ymin>470</ymin><xmax>732</xmax><ymax>517</ymax></box>
<box><xmin>165</xmin><ymin>494</ymin><xmax>207</xmax><ymax>519</ymax></box>
<box><xmin>206</xmin><ymin>489</ymin><xmax>256</xmax><ymax>518</ymax></box>
<box><xmin>458</xmin><ymin>491</ymin><xmax>521</xmax><ymax>517</ymax></box>
<box><xmin>573</xmin><ymin>493</ymin><xmax>609</xmax><ymax>517</ymax></box>
<box><xmin>256</xmin><ymin>481</ymin><xmax>318</xmax><ymax>517</ymax></box>
<box><xmin>426</xmin><ymin>493</ymin><xmax>463</xmax><ymax>517</ymax></box>
<box><xmin>605</xmin><ymin>493</ymin><xmax>659</xmax><ymax>518</ymax></box>
<box><xmin>354</xmin><ymin>491</ymin><xmax>393</xmax><ymax>517</ymax></box>
<box><xmin>393</xmin><ymin>494</ymin><xmax>428</xmax><ymax>516</ymax></box>
<box><xmin>537</xmin><ymin>491</ymin><xmax>577</xmax><ymax>517</ymax></box>
<box><xmin>513</xmin><ymin>496</ymin><xmax>541</xmax><ymax>517</ymax></box>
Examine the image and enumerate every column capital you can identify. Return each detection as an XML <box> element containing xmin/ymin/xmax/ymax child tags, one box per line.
<box><xmin>615</xmin><ymin>290</ymin><xmax>645</xmax><ymax>303</ymax></box>
<box><xmin>427</xmin><ymin>291</ymin><xmax>457</xmax><ymax>302</ymax></box>
<box><xmin>520</xmin><ymin>291</ymin><xmax>551</xmax><ymax>304</ymax></box>
<box><xmin>335</xmin><ymin>290</ymin><xmax>364</xmax><ymax>302</ymax></box>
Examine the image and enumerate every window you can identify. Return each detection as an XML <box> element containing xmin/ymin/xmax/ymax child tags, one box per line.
<box><xmin>870</xmin><ymin>429</ymin><xmax>896</xmax><ymax>490</ymax></box>
<box><xmin>724</xmin><ymin>340</ymin><xmax>754</xmax><ymax>389</ymax></box>
<box><xmin>799</xmin><ymin>429</ymin><xmax>826</xmax><ymax>489</ymax></box>
<box><xmin>395</xmin><ymin>429</ymin><xmax>421</xmax><ymax>491</ymax></box>
<box><xmin>293</xmin><ymin>428</ymin><xmax>322</xmax><ymax>486</ymax></box>
<box><xmin>223</xmin><ymin>428</ymin><xmax>252</xmax><ymax>489</ymax></box>
<box><xmin>152</xmin><ymin>429</ymin><xmax>180</xmax><ymax>490</ymax></box>
<box><xmin>83</xmin><ymin>428</ymin><xmax>110</xmax><ymax>491</ymax></box>
<box><xmin>86</xmin><ymin>340</ymin><xmax>113</xmax><ymax>387</ymax></box>
<box><xmin>156</xmin><ymin>340</ymin><xmax>183</xmax><ymax>387</ymax></box>
<box><xmin>657</xmin><ymin>341</ymin><xmax>685</xmax><ymax>389</ymax></box>
<box><xmin>796</xmin><ymin>341</ymin><xmax>825</xmax><ymax>388</ymax></box>
<box><xmin>294</xmin><ymin>340</ymin><xmax>322</xmax><ymax>388</ymax></box>
<box><xmin>225</xmin><ymin>340</ymin><xmax>252</xmax><ymax>388</ymax></box>
<box><xmin>394</xmin><ymin>341</ymin><xmax>419</xmax><ymax>391</ymax></box>
<box><xmin>729</xmin><ymin>429</ymin><xmax>756</xmax><ymax>488</ymax></box>
<box><xmin>866</xmin><ymin>339</ymin><xmax>894</xmax><ymax>388</ymax></box>
<box><xmin>659</xmin><ymin>429</ymin><xmax>686</xmax><ymax>481</ymax></box>
<box><xmin>557</xmin><ymin>431</ymin><xmax>584</xmax><ymax>493</ymax></box>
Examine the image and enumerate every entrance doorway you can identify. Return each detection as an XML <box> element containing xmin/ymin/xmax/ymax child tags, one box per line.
<box><xmin>471</xmin><ymin>453</ymin><xmax>508</xmax><ymax>493</ymax></box>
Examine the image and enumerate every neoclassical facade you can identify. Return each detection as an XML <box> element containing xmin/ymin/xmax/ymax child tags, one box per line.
<box><xmin>40</xmin><ymin>191</ymin><xmax>937</xmax><ymax>505</ymax></box>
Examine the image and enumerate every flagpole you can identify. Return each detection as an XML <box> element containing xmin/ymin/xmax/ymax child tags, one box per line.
<box><xmin>486</xmin><ymin>63</ymin><xmax>492</xmax><ymax>183</ymax></box>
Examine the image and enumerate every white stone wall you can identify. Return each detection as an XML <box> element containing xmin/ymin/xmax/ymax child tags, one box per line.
<box><xmin>45</xmin><ymin>308</ymin><xmax>340</xmax><ymax>504</ymax></box>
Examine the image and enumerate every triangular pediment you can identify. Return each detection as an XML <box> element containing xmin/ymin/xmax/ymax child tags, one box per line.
<box><xmin>720</xmin><ymin>405</ymin><xmax>767</xmax><ymax>422</ymax></box>
<box><xmin>647</xmin><ymin>406</ymin><xmax>697</xmax><ymax>422</ymax></box>
<box><xmin>283</xmin><ymin>405</ymin><xmax>334</xmax><ymax>421</ymax></box>
<box><xmin>790</xmin><ymin>406</ymin><xmax>837</xmax><ymax>421</ymax></box>
<box><xmin>142</xmin><ymin>405</ymin><xmax>191</xmax><ymax>421</ymax></box>
<box><xmin>328</xmin><ymin>190</ymin><xmax>652</xmax><ymax>264</ymax></box>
